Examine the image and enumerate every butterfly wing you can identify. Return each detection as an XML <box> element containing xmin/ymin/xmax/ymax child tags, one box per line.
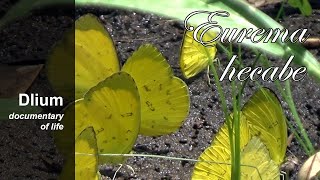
<box><xmin>122</xmin><ymin>44</ymin><xmax>190</xmax><ymax>136</ymax></box>
<box><xmin>241</xmin><ymin>136</ymin><xmax>279</xmax><ymax>180</ymax></box>
<box><xmin>53</xmin><ymin>99</ymin><xmax>90</xmax><ymax>158</ymax></box>
<box><xmin>192</xmin><ymin>114</ymin><xmax>250</xmax><ymax>179</ymax></box>
<box><xmin>242</xmin><ymin>88</ymin><xmax>287</xmax><ymax>165</ymax></box>
<box><xmin>75</xmin><ymin>127</ymin><xmax>99</xmax><ymax>180</ymax></box>
<box><xmin>46</xmin><ymin>29</ymin><xmax>75</xmax><ymax>100</ymax></box>
<box><xmin>75</xmin><ymin>14</ymin><xmax>119</xmax><ymax>98</ymax></box>
<box><xmin>193</xmin><ymin>121</ymin><xmax>279</xmax><ymax>180</ymax></box>
<box><xmin>84</xmin><ymin>72</ymin><xmax>140</xmax><ymax>164</ymax></box>
<box><xmin>179</xmin><ymin>30</ymin><xmax>217</xmax><ymax>79</ymax></box>
<box><xmin>59</xmin><ymin>127</ymin><xmax>99</xmax><ymax>180</ymax></box>
<box><xmin>47</xmin><ymin>14</ymin><xmax>119</xmax><ymax>99</ymax></box>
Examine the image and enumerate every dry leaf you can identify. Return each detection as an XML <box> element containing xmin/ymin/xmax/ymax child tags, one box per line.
<box><xmin>287</xmin><ymin>133</ymin><xmax>295</xmax><ymax>147</ymax></box>
<box><xmin>0</xmin><ymin>64</ymin><xmax>43</xmax><ymax>98</ymax></box>
<box><xmin>303</xmin><ymin>38</ymin><xmax>320</xmax><ymax>49</ymax></box>
<box><xmin>298</xmin><ymin>151</ymin><xmax>320</xmax><ymax>180</ymax></box>
<box><xmin>247</xmin><ymin>0</ymin><xmax>283</xmax><ymax>7</ymax></box>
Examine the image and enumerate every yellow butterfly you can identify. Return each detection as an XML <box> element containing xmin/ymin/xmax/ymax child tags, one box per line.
<box><xmin>47</xmin><ymin>14</ymin><xmax>119</xmax><ymax>100</ymax></box>
<box><xmin>56</xmin><ymin>72</ymin><xmax>141</xmax><ymax>165</ymax></box>
<box><xmin>75</xmin><ymin>127</ymin><xmax>100</xmax><ymax>180</ymax></box>
<box><xmin>242</xmin><ymin>88</ymin><xmax>287</xmax><ymax>165</ymax></box>
<box><xmin>59</xmin><ymin>127</ymin><xmax>100</xmax><ymax>180</ymax></box>
<box><xmin>192</xmin><ymin>88</ymin><xmax>287</xmax><ymax>179</ymax></box>
<box><xmin>82</xmin><ymin>72</ymin><xmax>140</xmax><ymax>164</ymax></box>
<box><xmin>48</xmin><ymin>14</ymin><xmax>190</xmax><ymax>137</ymax></box>
<box><xmin>179</xmin><ymin>29</ymin><xmax>217</xmax><ymax>79</ymax></box>
<box><xmin>122</xmin><ymin>45</ymin><xmax>190</xmax><ymax>136</ymax></box>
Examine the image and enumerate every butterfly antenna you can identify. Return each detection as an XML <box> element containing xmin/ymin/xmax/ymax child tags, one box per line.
<box><xmin>112</xmin><ymin>164</ymin><xmax>123</xmax><ymax>180</ymax></box>
<box><xmin>125</xmin><ymin>164</ymin><xmax>135</xmax><ymax>175</ymax></box>
<box><xmin>280</xmin><ymin>171</ymin><xmax>287</xmax><ymax>180</ymax></box>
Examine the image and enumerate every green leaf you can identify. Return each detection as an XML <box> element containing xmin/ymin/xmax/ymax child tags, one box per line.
<box><xmin>1</xmin><ymin>0</ymin><xmax>319</xmax><ymax>80</ymax></box>
<box><xmin>288</xmin><ymin>0</ymin><xmax>312</xmax><ymax>16</ymax></box>
<box><xmin>0</xmin><ymin>98</ymin><xmax>42</xmax><ymax>120</ymax></box>
<box><xmin>75</xmin><ymin>0</ymin><xmax>320</xmax><ymax>80</ymax></box>
<box><xmin>0</xmin><ymin>0</ymin><xmax>71</xmax><ymax>28</ymax></box>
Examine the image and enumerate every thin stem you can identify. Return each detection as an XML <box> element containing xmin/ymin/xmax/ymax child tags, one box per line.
<box><xmin>209</xmin><ymin>43</ymin><xmax>235</xmax><ymax>178</ymax></box>
<box><xmin>216</xmin><ymin>42</ymin><xmax>242</xmax><ymax>180</ymax></box>
<box><xmin>231</xmin><ymin>80</ymin><xmax>241</xmax><ymax>180</ymax></box>
<box><xmin>284</xmin><ymin>80</ymin><xmax>315</xmax><ymax>155</ymax></box>
<box><xmin>217</xmin><ymin>42</ymin><xmax>232</xmax><ymax>58</ymax></box>
<box><xmin>275</xmin><ymin>0</ymin><xmax>285</xmax><ymax>20</ymax></box>
<box><xmin>256</xmin><ymin>51</ymin><xmax>313</xmax><ymax>155</ymax></box>
<box><xmin>286</xmin><ymin>118</ymin><xmax>310</xmax><ymax>154</ymax></box>
<box><xmin>209</xmin><ymin>61</ymin><xmax>233</xmax><ymax>152</ymax></box>
<box><xmin>274</xmin><ymin>75</ymin><xmax>310</xmax><ymax>154</ymax></box>
<box><xmin>239</xmin><ymin>52</ymin><xmax>262</xmax><ymax>94</ymax></box>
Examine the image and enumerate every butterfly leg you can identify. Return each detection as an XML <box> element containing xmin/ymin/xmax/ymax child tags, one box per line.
<box><xmin>207</xmin><ymin>58</ymin><xmax>220</xmax><ymax>86</ymax></box>
<box><xmin>215</xmin><ymin>58</ymin><xmax>223</xmax><ymax>71</ymax></box>
<box><xmin>206</xmin><ymin>65</ymin><xmax>211</xmax><ymax>86</ymax></box>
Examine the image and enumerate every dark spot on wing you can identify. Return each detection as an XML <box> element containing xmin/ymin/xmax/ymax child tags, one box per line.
<box><xmin>121</xmin><ymin>112</ymin><xmax>133</xmax><ymax>117</ymax></box>
<box><xmin>143</xmin><ymin>85</ymin><xmax>151</xmax><ymax>92</ymax></box>
<box><xmin>96</xmin><ymin>128</ymin><xmax>104</xmax><ymax>134</ymax></box>
<box><xmin>106</xmin><ymin>114</ymin><xmax>112</xmax><ymax>119</ymax></box>
<box><xmin>83</xmin><ymin>113</ymin><xmax>88</xmax><ymax>118</ymax></box>
<box><xmin>256</xmin><ymin>131</ymin><xmax>261</xmax><ymax>136</ymax></box>
<box><xmin>146</xmin><ymin>101</ymin><xmax>155</xmax><ymax>111</ymax></box>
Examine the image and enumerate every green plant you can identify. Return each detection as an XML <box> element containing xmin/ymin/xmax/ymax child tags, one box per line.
<box><xmin>2</xmin><ymin>0</ymin><xmax>318</xmax><ymax>179</ymax></box>
<box><xmin>288</xmin><ymin>0</ymin><xmax>312</xmax><ymax>16</ymax></box>
<box><xmin>0</xmin><ymin>0</ymin><xmax>319</xmax><ymax>79</ymax></box>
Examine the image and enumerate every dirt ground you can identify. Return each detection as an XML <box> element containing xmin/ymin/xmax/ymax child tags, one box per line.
<box><xmin>0</xmin><ymin>2</ymin><xmax>319</xmax><ymax>180</ymax></box>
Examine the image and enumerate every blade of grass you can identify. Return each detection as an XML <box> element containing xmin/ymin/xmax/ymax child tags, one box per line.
<box><xmin>255</xmin><ymin>51</ymin><xmax>314</xmax><ymax>155</ymax></box>
<box><xmin>2</xmin><ymin>0</ymin><xmax>319</xmax><ymax>79</ymax></box>
<box><xmin>284</xmin><ymin>80</ymin><xmax>315</xmax><ymax>154</ymax></box>
<box><xmin>231</xmin><ymin>79</ymin><xmax>240</xmax><ymax>180</ymax></box>
<box><xmin>220</xmin><ymin>0</ymin><xmax>320</xmax><ymax>80</ymax></box>
<box><xmin>288</xmin><ymin>0</ymin><xmax>312</xmax><ymax>16</ymax></box>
